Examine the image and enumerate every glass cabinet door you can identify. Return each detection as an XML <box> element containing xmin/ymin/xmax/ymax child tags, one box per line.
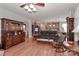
<box><xmin>9</xmin><ymin>23</ymin><xmax>15</xmax><ymax>31</ymax></box>
<box><xmin>4</xmin><ymin>21</ymin><xmax>9</xmax><ymax>31</ymax></box>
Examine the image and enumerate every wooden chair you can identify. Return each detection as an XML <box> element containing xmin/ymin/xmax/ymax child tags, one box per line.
<box><xmin>52</xmin><ymin>33</ymin><xmax>66</xmax><ymax>52</ymax></box>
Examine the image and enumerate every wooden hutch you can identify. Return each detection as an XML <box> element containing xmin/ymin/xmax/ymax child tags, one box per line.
<box><xmin>66</xmin><ymin>17</ymin><xmax>74</xmax><ymax>41</ymax></box>
<box><xmin>0</xmin><ymin>18</ymin><xmax>26</xmax><ymax>49</ymax></box>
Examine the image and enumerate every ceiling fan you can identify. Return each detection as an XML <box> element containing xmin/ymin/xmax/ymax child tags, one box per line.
<box><xmin>20</xmin><ymin>3</ymin><xmax>45</xmax><ymax>13</ymax></box>
<box><xmin>20</xmin><ymin>3</ymin><xmax>45</xmax><ymax>8</ymax></box>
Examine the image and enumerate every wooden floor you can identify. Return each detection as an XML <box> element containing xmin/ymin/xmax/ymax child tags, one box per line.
<box><xmin>4</xmin><ymin>38</ymin><xmax>77</xmax><ymax>56</ymax></box>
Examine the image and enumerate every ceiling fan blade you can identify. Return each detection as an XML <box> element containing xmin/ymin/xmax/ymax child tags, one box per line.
<box><xmin>20</xmin><ymin>4</ymin><xmax>26</xmax><ymax>8</ymax></box>
<box><xmin>35</xmin><ymin>3</ymin><xmax>45</xmax><ymax>7</ymax></box>
<box><xmin>20</xmin><ymin>3</ymin><xmax>45</xmax><ymax>8</ymax></box>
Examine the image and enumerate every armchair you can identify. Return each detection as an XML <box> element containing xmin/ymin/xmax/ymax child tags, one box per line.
<box><xmin>52</xmin><ymin>33</ymin><xmax>66</xmax><ymax>52</ymax></box>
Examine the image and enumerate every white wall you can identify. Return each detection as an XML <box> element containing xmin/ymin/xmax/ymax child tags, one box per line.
<box><xmin>0</xmin><ymin>7</ymin><xmax>28</xmax><ymax>22</ymax></box>
<box><xmin>39</xmin><ymin>11</ymin><xmax>71</xmax><ymax>33</ymax></box>
<box><xmin>74</xmin><ymin>6</ymin><xmax>79</xmax><ymax>41</ymax></box>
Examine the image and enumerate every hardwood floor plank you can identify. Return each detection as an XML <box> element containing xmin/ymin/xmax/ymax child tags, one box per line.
<box><xmin>4</xmin><ymin>39</ymin><xmax>78</xmax><ymax>56</ymax></box>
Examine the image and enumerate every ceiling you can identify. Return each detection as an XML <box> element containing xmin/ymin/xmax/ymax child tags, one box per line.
<box><xmin>0</xmin><ymin>3</ymin><xmax>78</xmax><ymax>20</ymax></box>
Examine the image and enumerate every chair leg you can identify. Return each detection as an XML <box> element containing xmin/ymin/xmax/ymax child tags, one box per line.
<box><xmin>55</xmin><ymin>46</ymin><xmax>67</xmax><ymax>53</ymax></box>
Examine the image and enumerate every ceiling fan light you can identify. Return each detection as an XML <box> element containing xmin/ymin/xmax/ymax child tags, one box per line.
<box><xmin>29</xmin><ymin>4</ymin><xmax>35</xmax><ymax>9</ymax></box>
<box><xmin>28</xmin><ymin>8</ymin><xmax>32</xmax><ymax>13</ymax></box>
<box><xmin>24</xmin><ymin>5</ymin><xmax>29</xmax><ymax>10</ymax></box>
<box><xmin>32</xmin><ymin>8</ymin><xmax>37</xmax><ymax>12</ymax></box>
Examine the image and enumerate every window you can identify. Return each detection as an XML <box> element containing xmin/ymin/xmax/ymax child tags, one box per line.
<box><xmin>62</xmin><ymin>23</ymin><xmax>67</xmax><ymax>32</ymax></box>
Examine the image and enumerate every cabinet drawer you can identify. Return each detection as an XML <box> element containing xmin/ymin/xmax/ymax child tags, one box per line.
<box><xmin>5</xmin><ymin>36</ymin><xmax>13</xmax><ymax>49</ymax></box>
